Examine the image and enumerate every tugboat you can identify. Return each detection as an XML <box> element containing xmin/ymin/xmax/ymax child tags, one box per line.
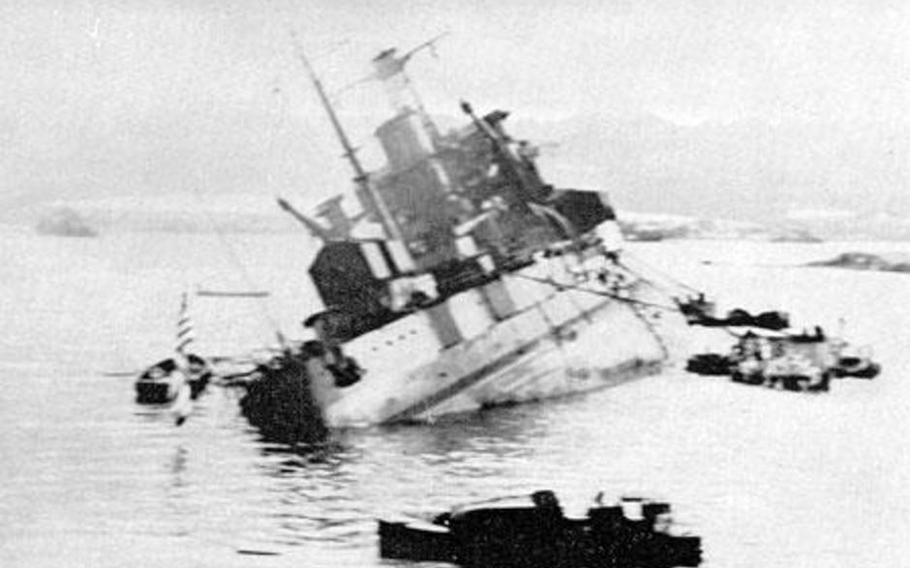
<box><xmin>239</xmin><ymin>42</ymin><xmax>688</xmax><ymax>440</ymax></box>
<box><xmin>378</xmin><ymin>490</ymin><xmax>702</xmax><ymax>567</ymax></box>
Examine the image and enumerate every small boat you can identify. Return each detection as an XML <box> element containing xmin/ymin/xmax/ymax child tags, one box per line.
<box><xmin>135</xmin><ymin>293</ymin><xmax>211</xmax><ymax>404</ymax></box>
<box><xmin>832</xmin><ymin>346</ymin><xmax>881</xmax><ymax>379</ymax></box>
<box><xmin>378</xmin><ymin>490</ymin><xmax>702</xmax><ymax>568</ymax></box>
<box><xmin>135</xmin><ymin>354</ymin><xmax>212</xmax><ymax>404</ymax></box>
<box><xmin>135</xmin><ymin>358</ymin><xmax>179</xmax><ymax>404</ymax></box>
<box><xmin>675</xmin><ymin>294</ymin><xmax>789</xmax><ymax>331</ymax></box>
<box><xmin>683</xmin><ymin>307</ymin><xmax>790</xmax><ymax>331</ymax></box>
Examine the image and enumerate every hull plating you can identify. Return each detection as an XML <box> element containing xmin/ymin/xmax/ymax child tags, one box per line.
<box><xmin>308</xmin><ymin>265</ymin><xmax>682</xmax><ymax>428</ymax></box>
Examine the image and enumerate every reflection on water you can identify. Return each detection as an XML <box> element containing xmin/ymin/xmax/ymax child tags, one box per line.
<box><xmin>243</xmin><ymin>408</ymin><xmax>551</xmax><ymax>551</ymax></box>
<box><xmin>2</xmin><ymin>233</ymin><xmax>910</xmax><ymax>567</ymax></box>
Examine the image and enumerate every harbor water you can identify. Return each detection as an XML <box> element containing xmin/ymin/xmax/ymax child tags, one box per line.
<box><xmin>1</xmin><ymin>228</ymin><xmax>909</xmax><ymax>567</ymax></box>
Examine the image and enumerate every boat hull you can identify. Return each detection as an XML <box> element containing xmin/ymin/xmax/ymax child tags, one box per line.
<box><xmin>378</xmin><ymin>492</ymin><xmax>703</xmax><ymax>568</ymax></box>
<box><xmin>134</xmin><ymin>357</ymin><xmax>212</xmax><ymax>405</ymax></box>
<box><xmin>135</xmin><ymin>380</ymin><xmax>175</xmax><ymax>405</ymax></box>
<box><xmin>134</xmin><ymin>374</ymin><xmax>210</xmax><ymax>404</ymax></box>
<box><xmin>378</xmin><ymin>518</ymin><xmax>456</xmax><ymax>563</ymax></box>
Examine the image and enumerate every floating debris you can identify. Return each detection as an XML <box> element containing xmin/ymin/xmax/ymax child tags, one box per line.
<box><xmin>235</xmin><ymin>549</ymin><xmax>281</xmax><ymax>556</ymax></box>
<box><xmin>196</xmin><ymin>289</ymin><xmax>270</xmax><ymax>298</ymax></box>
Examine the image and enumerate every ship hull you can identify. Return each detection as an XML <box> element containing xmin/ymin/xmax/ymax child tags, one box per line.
<box><xmin>304</xmin><ymin>260</ymin><xmax>682</xmax><ymax>428</ymax></box>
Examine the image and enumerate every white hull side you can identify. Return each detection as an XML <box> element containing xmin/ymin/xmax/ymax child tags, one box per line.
<box><xmin>307</xmin><ymin>262</ymin><xmax>684</xmax><ymax>428</ymax></box>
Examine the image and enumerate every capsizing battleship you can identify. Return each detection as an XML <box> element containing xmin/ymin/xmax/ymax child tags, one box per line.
<box><xmin>239</xmin><ymin>41</ymin><xmax>689</xmax><ymax>441</ymax></box>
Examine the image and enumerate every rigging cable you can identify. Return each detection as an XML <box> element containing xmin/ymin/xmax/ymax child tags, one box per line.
<box><xmin>189</xmin><ymin>186</ymin><xmax>288</xmax><ymax>349</ymax></box>
<box><xmin>508</xmin><ymin>267</ymin><xmax>677</xmax><ymax>358</ymax></box>
<box><xmin>506</xmin><ymin>271</ymin><xmax>680</xmax><ymax>312</ymax></box>
<box><xmin>618</xmin><ymin>251</ymin><xmax>703</xmax><ymax>296</ymax></box>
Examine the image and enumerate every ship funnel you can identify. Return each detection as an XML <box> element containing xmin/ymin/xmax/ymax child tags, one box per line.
<box><xmin>371</xmin><ymin>47</ymin><xmax>420</xmax><ymax>116</ymax></box>
<box><xmin>370</xmin><ymin>39</ymin><xmax>444</xmax><ymax>145</ymax></box>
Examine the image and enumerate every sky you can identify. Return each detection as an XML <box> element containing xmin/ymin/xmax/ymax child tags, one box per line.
<box><xmin>1</xmin><ymin>0</ymin><xmax>908</xmax><ymax>218</ymax></box>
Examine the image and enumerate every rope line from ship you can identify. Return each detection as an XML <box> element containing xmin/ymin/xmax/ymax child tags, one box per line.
<box><xmin>187</xmin><ymin>186</ymin><xmax>292</xmax><ymax>352</ymax></box>
<box><xmin>204</xmin><ymin>262</ymin><xmax>687</xmax><ymax>382</ymax></box>
<box><xmin>505</xmin><ymin>263</ymin><xmax>683</xmax><ymax>359</ymax></box>
<box><xmin>618</xmin><ymin>251</ymin><xmax>703</xmax><ymax>295</ymax></box>
<box><xmin>506</xmin><ymin>271</ymin><xmax>681</xmax><ymax>313</ymax></box>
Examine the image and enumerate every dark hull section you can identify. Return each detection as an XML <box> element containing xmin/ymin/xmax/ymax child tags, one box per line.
<box><xmin>685</xmin><ymin>354</ymin><xmax>733</xmax><ymax>376</ymax></box>
<box><xmin>239</xmin><ymin>354</ymin><xmax>328</xmax><ymax>444</ymax></box>
<box><xmin>135</xmin><ymin>381</ymin><xmax>173</xmax><ymax>404</ymax></box>
<box><xmin>767</xmin><ymin>373</ymin><xmax>831</xmax><ymax>392</ymax></box>
<box><xmin>379</xmin><ymin>492</ymin><xmax>702</xmax><ymax>568</ymax></box>
<box><xmin>833</xmin><ymin>359</ymin><xmax>881</xmax><ymax>379</ymax></box>
<box><xmin>188</xmin><ymin>373</ymin><xmax>211</xmax><ymax>398</ymax></box>
<box><xmin>134</xmin><ymin>374</ymin><xmax>210</xmax><ymax>404</ymax></box>
<box><xmin>379</xmin><ymin>519</ymin><xmax>456</xmax><ymax>563</ymax></box>
<box><xmin>134</xmin><ymin>357</ymin><xmax>211</xmax><ymax>404</ymax></box>
<box><xmin>731</xmin><ymin>371</ymin><xmax>831</xmax><ymax>392</ymax></box>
